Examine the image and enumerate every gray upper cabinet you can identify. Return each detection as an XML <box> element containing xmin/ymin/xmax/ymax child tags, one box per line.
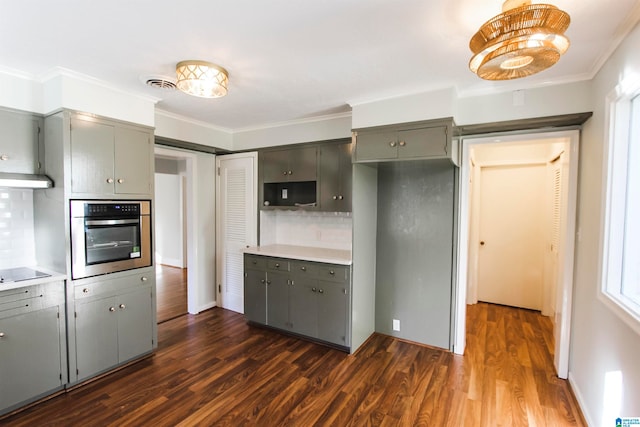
<box><xmin>262</xmin><ymin>146</ymin><xmax>317</xmax><ymax>183</ymax></box>
<box><xmin>0</xmin><ymin>107</ymin><xmax>42</xmax><ymax>174</ymax></box>
<box><xmin>353</xmin><ymin>118</ymin><xmax>457</xmax><ymax>165</ymax></box>
<box><xmin>319</xmin><ymin>142</ymin><xmax>352</xmax><ymax>212</ymax></box>
<box><xmin>70</xmin><ymin>116</ymin><xmax>152</xmax><ymax>196</ymax></box>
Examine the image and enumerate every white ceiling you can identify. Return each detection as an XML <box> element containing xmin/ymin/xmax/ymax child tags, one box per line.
<box><xmin>1</xmin><ymin>0</ymin><xmax>639</xmax><ymax>131</ymax></box>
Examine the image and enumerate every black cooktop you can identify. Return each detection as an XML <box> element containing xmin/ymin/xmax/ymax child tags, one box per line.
<box><xmin>0</xmin><ymin>267</ymin><xmax>51</xmax><ymax>284</ymax></box>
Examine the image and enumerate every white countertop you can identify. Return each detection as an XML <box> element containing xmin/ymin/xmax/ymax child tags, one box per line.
<box><xmin>244</xmin><ymin>244</ymin><xmax>352</xmax><ymax>265</ymax></box>
<box><xmin>0</xmin><ymin>266</ymin><xmax>67</xmax><ymax>292</ymax></box>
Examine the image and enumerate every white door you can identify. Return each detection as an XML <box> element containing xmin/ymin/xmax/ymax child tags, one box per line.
<box><xmin>216</xmin><ymin>153</ymin><xmax>257</xmax><ymax>313</ymax></box>
<box><xmin>477</xmin><ymin>164</ymin><xmax>546</xmax><ymax>310</ymax></box>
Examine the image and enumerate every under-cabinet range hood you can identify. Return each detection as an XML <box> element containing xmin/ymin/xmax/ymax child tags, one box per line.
<box><xmin>0</xmin><ymin>172</ymin><xmax>53</xmax><ymax>189</ymax></box>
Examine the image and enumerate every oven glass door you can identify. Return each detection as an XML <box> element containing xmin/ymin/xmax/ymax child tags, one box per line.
<box><xmin>85</xmin><ymin>218</ymin><xmax>142</xmax><ymax>265</ymax></box>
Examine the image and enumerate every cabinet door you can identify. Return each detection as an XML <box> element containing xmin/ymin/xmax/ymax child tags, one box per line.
<box><xmin>289</xmin><ymin>275</ymin><xmax>318</xmax><ymax>337</ymax></box>
<box><xmin>316</xmin><ymin>281</ymin><xmax>348</xmax><ymax>346</ymax></box>
<box><xmin>397</xmin><ymin>126</ymin><xmax>448</xmax><ymax>159</ymax></box>
<box><xmin>354</xmin><ymin>131</ymin><xmax>397</xmax><ymax>162</ymax></box>
<box><xmin>319</xmin><ymin>143</ymin><xmax>352</xmax><ymax>212</ymax></box>
<box><xmin>0</xmin><ymin>110</ymin><xmax>39</xmax><ymax>174</ymax></box>
<box><xmin>0</xmin><ymin>306</ymin><xmax>63</xmax><ymax>410</ymax></box>
<box><xmin>319</xmin><ymin>144</ymin><xmax>341</xmax><ymax>212</ymax></box>
<box><xmin>261</xmin><ymin>150</ymin><xmax>290</xmax><ymax>183</ymax></box>
<box><xmin>288</xmin><ymin>146</ymin><xmax>317</xmax><ymax>182</ymax></box>
<box><xmin>266</xmin><ymin>271</ymin><xmax>290</xmax><ymax>329</ymax></box>
<box><xmin>117</xmin><ymin>287</ymin><xmax>153</xmax><ymax>362</ymax></box>
<box><xmin>244</xmin><ymin>269</ymin><xmax>267</xmax><ymax>324</ymax></box>
<box><xmin>114</xmin><ymin>126</ymin><xmax>152</xmax><ymax>195</ymax></box>
<box><xmin>70</xmin><ymin>118</ymin><xmax>115</xmax><ymax>194</ymax></box>
<box><xmin>75</xmin><ymin>296</ymin><xmax>119</xmax><ymax>381</ymax></box>
<box><xmin>337</xmin><ymin>143</ymin><xmax>352</xmax><ymax>212</ymax></box>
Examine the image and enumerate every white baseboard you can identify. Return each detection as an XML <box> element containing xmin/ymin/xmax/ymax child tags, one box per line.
<box><xmin>568</xmin><ymin>372</ymin><xmax>594</xmax><ymax>426</ymax></box>
<box><xmin>156</xmin><ymin>256</ymin><xmax>184</xmax><ymax>268</ymax></box>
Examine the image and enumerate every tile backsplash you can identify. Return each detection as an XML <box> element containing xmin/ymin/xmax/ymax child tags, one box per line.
<box><xmin>0</xmin><ymin>188</ymin><xmax>36</xmax><ymax>269</ymax></box>
<box><xmin>260</xmin><ymin>210</ymin><xmax>352</xmax><ymax>251</ymax></box>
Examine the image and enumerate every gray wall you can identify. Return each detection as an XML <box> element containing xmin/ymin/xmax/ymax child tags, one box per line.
<box><xmin>375</xmin><ymin>160</ymin><xmax>455</xmax><ymax>349</ymax></box>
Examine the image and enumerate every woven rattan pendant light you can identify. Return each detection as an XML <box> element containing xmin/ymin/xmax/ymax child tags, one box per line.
<box><xmin>469</xmin><ymin>0</ymin><xmax>570</xmax><ymax>80</ymax></box>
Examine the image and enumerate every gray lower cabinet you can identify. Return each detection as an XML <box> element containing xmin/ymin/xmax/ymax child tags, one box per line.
<box><xmin>72</xmin><ymin>271</ymin><xmax>154</xmax><ymax>383</ymax></box>
<box><xmin>0</xmin><ymin>281</ymin><xmax>66</xmax><ymax>416</ymax></box>
<box><xmin>244</xmin><ymin>254</ymin><xmax>351</xmax><ymax>349</ymax></box>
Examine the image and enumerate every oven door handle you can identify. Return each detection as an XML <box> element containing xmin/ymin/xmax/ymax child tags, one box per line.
<box><xmin>85</xmin><ymin>219</ymin><xmax>140</xmax><ymax>226</ymax></box>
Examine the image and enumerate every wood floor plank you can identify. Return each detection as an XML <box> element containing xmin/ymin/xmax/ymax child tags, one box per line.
<box><xmin>1</xmin><ymin>302</ymin><xmax>586</xmax><ymax>426</ymax></box>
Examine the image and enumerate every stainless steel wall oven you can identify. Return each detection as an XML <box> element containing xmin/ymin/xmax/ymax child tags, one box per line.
<box><xmin>70</xmin><ymin>200</ymin><xmax>152</xmax><ymax>280</ymax></box>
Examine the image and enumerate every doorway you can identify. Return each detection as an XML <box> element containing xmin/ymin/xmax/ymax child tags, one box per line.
<box><xmin>154</xmin><ymin>160</ymin><xmax>188</xmax><ymax>322</ymax></box>
<box><xmin>456</xmin><ymin>130</ymin><xmax>579</xmax><ymax>379</ymax></box>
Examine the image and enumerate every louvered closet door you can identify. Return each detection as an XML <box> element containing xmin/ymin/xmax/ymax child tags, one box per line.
<box><xmin>217</xmin><ymin>154</ymin><xmax>257</xmax><ymax>313</ymax></box>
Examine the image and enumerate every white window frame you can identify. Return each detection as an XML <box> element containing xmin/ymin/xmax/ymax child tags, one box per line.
<box><xmin>600</xmin><ymin>76</ymin><xmax>640</xmax><ymax>336</ymax></box>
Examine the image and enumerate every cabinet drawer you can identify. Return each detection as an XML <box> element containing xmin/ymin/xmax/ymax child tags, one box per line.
<box><xmin>267</xmin><ymin>259</ymin><xmax>289</xmax><ymax>272</ymax></box>
<box><xmin>244</xmin><ymin>255</ymin><xmax>267</xmax><ymax>270</ymax></box>
<box><xmin>290</xmin><ymin>261</ymin><xmax>320</xmax><ymax>276</ymax></box>
<box><xmin>0</xmin><ymin>286</ymin><xmax>40</xmax><ymax>305</ymax></box>
<box><xmin>317</xmin><ymin>265</ymin><xmax>348</xmax><ymax>283</ymax></box>
<box><xmin>74</xmin><ymin>271</ymin><xmax>152</xmax><ymax>300</ymax></box>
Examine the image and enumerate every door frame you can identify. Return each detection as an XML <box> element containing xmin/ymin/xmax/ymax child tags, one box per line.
<box><xmin>455</xmin><ymin>129</ymin><xmax>579</xmax><ymax>379</ymax></box>
<box><xmin>154</xmin><ymin>146</ymin><xmax>199</xmax><ymax>314</ymax></box>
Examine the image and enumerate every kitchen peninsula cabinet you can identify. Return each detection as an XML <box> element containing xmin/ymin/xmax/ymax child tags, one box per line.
<box><xmin>70</xmin><ymin>269</ymin><xmax>154</xmax><ymax>384</ymax></box>
<box><xmin>70</xmin><ymin>115</ymin><xmax>153</xmax><ymax>196</ymax></box>
<box><xmin>0</xmin><ymin>107</ymin><xmax>43</xmax><ymax>175</ymax></box>
<box><xmin>0</xmin><ymin>281</ymin><xmax>66</xmax><ymax>416</ymax></box>
<box><xmin>244</xmin><ymin>253</ymin><xmax>351</xmax><ymax>350</ymax></box>
<box><xmin>353</xmin><ymin>118</ymin><xmax>457</xmax><ymax>165</ymax></box>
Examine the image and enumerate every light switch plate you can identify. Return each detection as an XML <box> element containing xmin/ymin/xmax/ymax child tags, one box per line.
<box><xmin>392</xmin><ymin>319</ymin><xmax>400</xmax><ymax>331</ymax></box>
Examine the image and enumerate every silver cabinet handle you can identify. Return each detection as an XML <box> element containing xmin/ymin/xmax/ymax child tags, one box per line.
<box><xmin>109</xmin><ymin>307</ymin><xmax>116</xmax><ymax>312</ymax></box>
<box><xmin>329</xmin><ymin>270</ymin><xmax>335</xmax><ymax>275</ymax></box>
<box><xmin>275</xmin><ymin>263</ymin><xmax>280</xmax><ymax>268</ymax></box>
<box><xmin>83</xmin><ymin>288</ymin><xmax>89</xmax><ymax>294</ymax></box>
<box><xmin>319</xmin><ymin>289</ymin><xmax>324</xmax><ymax>294</ymax></box>
<box><xmin>106</xmin><ymin>178</ymin><xmax>114</xmax><ymax>184</ymax></box>
<box><xmin>266</xmin><ymin>280</ymin><xmax>271</xmax><ymax>285</ymax></box>
<box><xmin>399</xmin><ymin>141</ymin><xmax>406</xmax><ymax>147</ymax></box>
<box><xmin>283</xmin><ymin>171</ymin><xmax>288</xmax><ymax>176</ymax></box>
<box><xmin>332</xmin><ymin>195</ymin><xmax>337</xmax><ymax>200</ymax></box>
<box><xmin>311</xmin><ymin>287</ymin><xmax>317</xmax><ymax>292</ymax></box>
<box><xmin>0</xmin><ymin>332</ymin><xmax>5</xmax><ymax>338</ymax></box>
<box><xmin>300</xmin><ymin>266</ymin><xmax>306</xmax><ymax>271</ymax></box>
<box><xmin>260</xmin><ymin>279</ymin><xmax>266</xmax><ymax>284</ymax></box>
<box><xmin>117</xmin><ymin>178</ymin><xmax>124</xmax><ymax>184</ymax></box>
<box><xmin>119</xmin><ymin>304</ymin><xmax>126</xmax><ymax>310</ymax></box>
<box><xmin>338</xmin><ymin>195</ymin><xmax>344</xmax><ymax>200</ymax></box>
<box><xmin>0</xmin><ymin>154</ymin><xmax>8</xmax><ymax>161</ymax></box>
<box><xmin>141</xmin><ymin>276</ymin><xmax>148</xmax><ymax>282</ymax></box>
<box><xmin>288</xmin><ymin>171</ymin><xmax>293</xmax><ymax>175</ymax></box>
<box><xmin>389</xmin><ymin>141</ymin><xmax>397</xmax><ymax>147</ymax></box>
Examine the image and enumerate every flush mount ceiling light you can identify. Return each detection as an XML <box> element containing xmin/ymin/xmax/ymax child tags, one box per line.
<box><xmin>175</xmin><ymin>60</ymin><xmax>229</xmax><ymax>98</ymax></box>
<box><xmin>469</xmin><ymin>0</ymin><xmax>570</xmax><ymax>80</ymax></box>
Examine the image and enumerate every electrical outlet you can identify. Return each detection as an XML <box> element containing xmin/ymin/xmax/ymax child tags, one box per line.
<box><xmin>392</xmin><ymin>319</ymin><xmax>400</xmax><ymax>331</ymax></box>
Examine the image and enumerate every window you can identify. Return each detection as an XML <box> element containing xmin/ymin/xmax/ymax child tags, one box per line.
<box><xmin>601</xmin><ymin>79</ymin><xmax>640</xmax><ymax>333</ymax></box>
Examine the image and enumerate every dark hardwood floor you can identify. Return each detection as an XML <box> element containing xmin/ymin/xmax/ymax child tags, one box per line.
<box><xmin>1</xmin><ymin>303</ymin><xmax>585</xmax><ymax>426</ymax></box>
<box><xmin>155</xmin><ymin>264</ymin><xmax>187</xmax><ymax>323</ymax></box>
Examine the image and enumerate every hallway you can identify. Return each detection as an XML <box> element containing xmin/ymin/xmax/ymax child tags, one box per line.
<box><xmin>155</xmin><ymin>264</ymin><xmax>187</xmax><ymax>323</ymax></box>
